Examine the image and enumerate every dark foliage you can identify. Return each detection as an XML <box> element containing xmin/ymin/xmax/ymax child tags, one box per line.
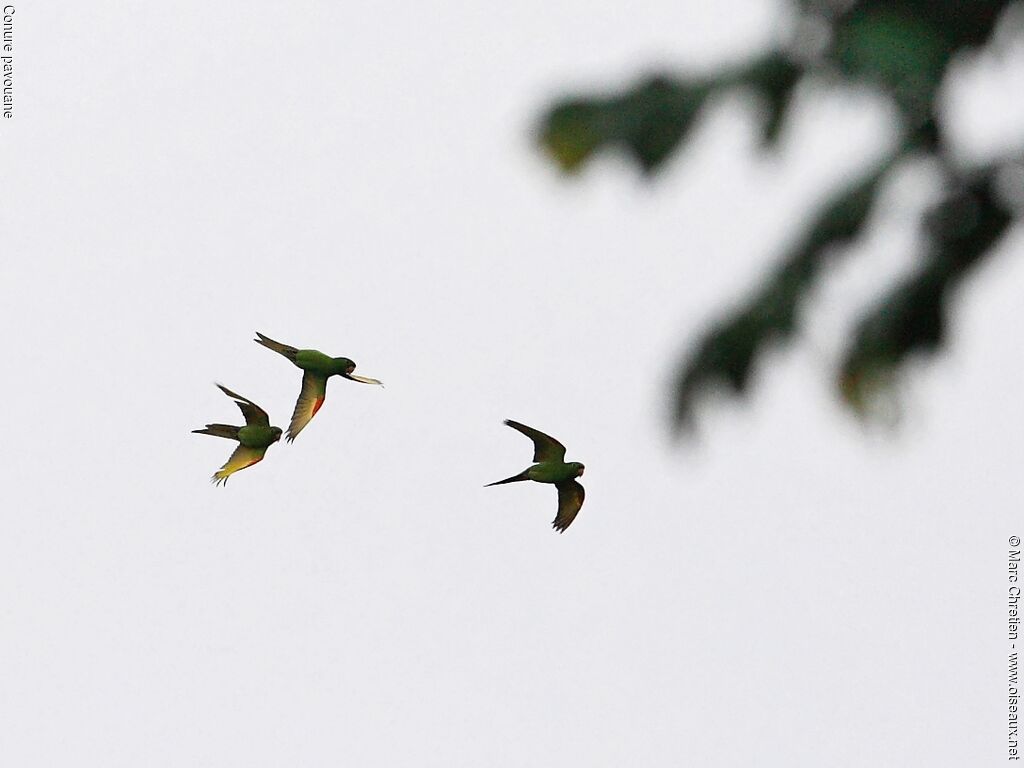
<box><xmin>537</xmin><ymin>0</ymin><xmax>1023</xmax><ymax>430</ymax></box>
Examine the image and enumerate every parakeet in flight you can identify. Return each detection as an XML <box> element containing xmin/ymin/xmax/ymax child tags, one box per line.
<box><xmin>192</xmin><ymin>384</ymin><xmax>283</xmax><ymax>486</ymax></box>
<box><xmin>486</xmin><ymin>419</ymin><xmax>586</xmax><ymax>532</ymax></box>
<box><xmin>254</xmin><ymin>331</ymin><xmax>383</xmax><ymax>442</ymax></box>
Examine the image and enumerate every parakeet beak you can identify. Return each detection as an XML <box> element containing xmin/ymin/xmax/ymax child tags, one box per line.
<box><xmin>577</xmin><ymin>466</ymin><xmax>585</xmax><ymax>477</ymax></box>
<box><xmin>343</xmin><ymin>372</ymin><xmax>384</xmax><ymax>386</ymax></box>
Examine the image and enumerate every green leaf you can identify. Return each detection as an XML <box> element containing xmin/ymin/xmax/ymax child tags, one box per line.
<box><xmin>673</xmin><ymin>158</ymin><xmax>893</xmax><ymax>431</ymax></box>
<box><xmin>839</xmin><ymin>173</ymin><xmax>1013</xmax><ymax>413</ymax></box>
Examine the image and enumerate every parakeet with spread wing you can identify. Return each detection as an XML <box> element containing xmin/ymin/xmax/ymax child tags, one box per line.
<box><xmin>486</xmin><ymin>419</ymin><xmax>586</xmax><ymax>532</ymax></box>
<box><xmin>254</xmin><ymin>331</ymin><xmax>383</xmax><ymax>442</ymax></box>
<box><xmin>193</xmin><ymin>384</ymin><xmax>283</xmax><ymax>486</ymax></box>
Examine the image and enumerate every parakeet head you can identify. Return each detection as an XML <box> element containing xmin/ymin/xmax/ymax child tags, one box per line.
<box><xmin>334</xmin><ymin>357</ymin><xmax>357</xmax><ymax>375</ymax></box>
<box><xmin>271</xmin><ymin>427</ymin><xmax>283</xmax><ymax>443</ymax></box>
<box><xmin>570</xmin><ymin>462</ymin><xmax>585</xmax><ymax>477</ymax></box>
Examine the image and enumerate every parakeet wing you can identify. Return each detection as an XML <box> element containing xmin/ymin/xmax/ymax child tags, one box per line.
<box><xmin>287</xmin><ymin>371</ymin><xmax>327</xmax><ymax>441</ymax></box>
<box><xmin>347</xmin><ymin>372</ymin><xmax>383</xmax><ymax>385</ymax></box>
<box><xmin>553</xmin><ymin>479</ymin><xmax>585</xmax><ymax>532</ymax></box>
<box><xmin>504</xmin><ymin>420</ymin><xmax>566</xmax><ymax>462</ymax></box>
<box><xmin>216</xmin><ymin>384</ymin><xmax>270</xmax><ymax>427</ymax></box>
<box><xmin>212</xmin><ymin>444</ymin><xmax>267</xmax><ymax>486</ymax></box>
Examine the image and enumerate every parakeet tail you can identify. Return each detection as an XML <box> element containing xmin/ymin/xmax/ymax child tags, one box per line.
<box><xmin>485</xmin><ymin>470</ymin><xmax>530</xmax><ymax>487</ymax></box>
<box><xmin>192</xmin><ymin>423</ymin><xmax>240</xmax><ymax>440</ymax></box>
<box><xmin>254</xmin><ymin>331</ymin><xmax>298</xmax><ymax>362</ymax></box>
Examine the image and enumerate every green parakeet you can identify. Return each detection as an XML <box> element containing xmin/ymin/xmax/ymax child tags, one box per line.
<box><xmin>254</xmin><ymin>331</ymin><xmax>383</xmax><ymax>442</ymax></box>
<box><xmin>486</xmin><ymin>419</ymin><xmax>586</xmax><ymax>533</ymax></box>
<box><xmin>193</xmin><ymin>384</ymin><xmax>283</xmax><ymax>486</ymax></box>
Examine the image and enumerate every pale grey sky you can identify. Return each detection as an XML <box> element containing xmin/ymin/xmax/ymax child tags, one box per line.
<box><xmin>2</xmin><ymin>1</ymin><xmax>1023</xmax><ymax>765</ymax></box>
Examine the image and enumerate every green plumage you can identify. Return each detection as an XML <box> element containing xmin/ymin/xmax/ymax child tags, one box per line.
<box><xmin>254</xmin><ymin>331</ymin><xmax>382</xmax><ymax>441</ymax></box>
<box><xmin>486</xmin><ymin>419</ymin><xmax>586</xmax><ymax>533</ymax></box>
<box><xmin>192</xmin><ymin>384</ymin><xmax>282</xmax><ymax>486</ymax></box>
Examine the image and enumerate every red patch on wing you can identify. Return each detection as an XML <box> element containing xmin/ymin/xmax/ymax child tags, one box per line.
<box><xmin>312</xmin><ymin>397</ymin><xmax>325</xmax><ymax>416</ymax></box>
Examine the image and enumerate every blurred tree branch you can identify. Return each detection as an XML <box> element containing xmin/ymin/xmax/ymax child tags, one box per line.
<box><xmin>536</xmin><ymin>0</ymin><xmax>1023</xmax><ymax>432</ymax></box>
